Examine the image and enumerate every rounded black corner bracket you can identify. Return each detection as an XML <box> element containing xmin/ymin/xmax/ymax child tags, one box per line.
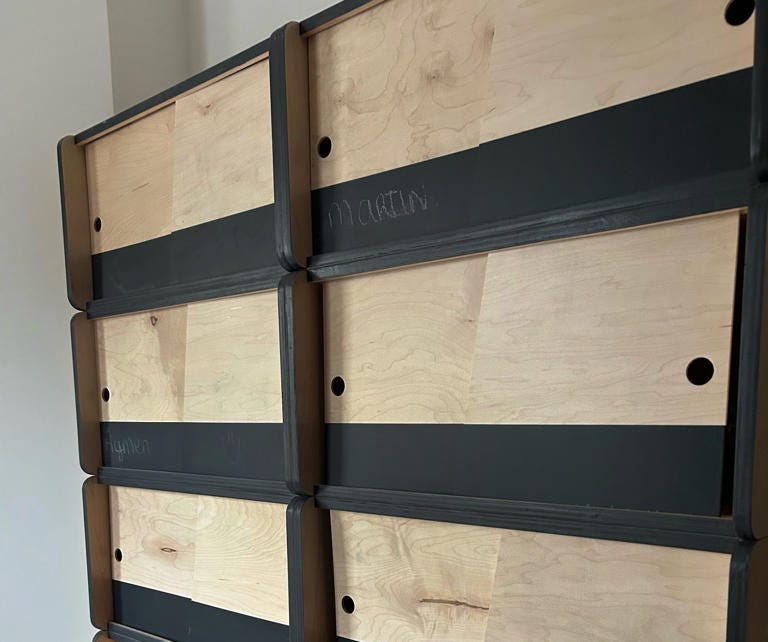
<box><xmin>58</xmin><ymin>134</ymin><xmax>94</xmax><ymax>311</ymax></box>
<box><xmin>270</xmin><ymin>21</ymin><xmax>312</xmax><ymax>273</ymax></box>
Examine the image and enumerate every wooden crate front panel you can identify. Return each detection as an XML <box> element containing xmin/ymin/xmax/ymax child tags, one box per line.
<box><xmin>95</xmin><ymin>290</ymin><xmax>282</xmax><ymax>422</ymax></box>
<box><xmin>85</xmin><ymin>107</ymin><xmax>175</xmax><ymax>254</ymax></box>
<box><xmin>308</xmin><ymin>0</ymin><xmax>495</xmax><ymax>189</ymax></box>
<box><xmin>308</xmin><ymin>0</ymin><xmax>753</xmax><ymax>189</ymax></box>
<box><xmin>84</xmin><ymin>59</ymin><xmax>272</xmax><ymax>254</ymax></box>
<box><xmin>172</xmin><ymin>60</ymin><xmax>274</xmax><ymax>230</ymax></box>
<box><xmin>110</xmin><ymin>486</ymin><xmax>289</xmax><ymax>624</ymax></box>
<box><xmin>481</xmin><ymin>0</ymin><xmax>754</xmax><ymax>143</ymax></box>
<box><xmin>331</xmin><ymin>511</ymin><xmax>731</xmax><ymax>642</ymax></box>
<box><xmin>324</xmin><ymin>210</ymin><xmax>740</xmax><ymax>425</ymax></box>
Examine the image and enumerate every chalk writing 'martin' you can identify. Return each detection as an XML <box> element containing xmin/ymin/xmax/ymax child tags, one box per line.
<box><xmin>326</xmin><ymin>184</ymin><xmax>432</xmax><ymax>229</ymax></box>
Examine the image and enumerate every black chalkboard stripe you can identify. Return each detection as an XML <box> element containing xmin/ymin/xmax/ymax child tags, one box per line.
<box><xmin>327</xmin><ymin>424</ymin><xmax>726</xmax><ymax>516</ymax></box>
<box><xmin>100</xmin><ymin>421</ymin><xmax>284</xmax><ymax>480</ymax></box>
<box><xmin>111</xmin><ymin>581</ymin><xmax>289</xmax><ymax>642</ymax></box>
<box><xmin>315</xmin><ymin>485</ymin><xmax>738</xmax><ymax>553</ymax></box>
<box><xmin>310</xmin><ymin>69</ymin><xmax>751</xmax><ymax>275</ymax></box>
<box><xmin>88</xmin><ymin>205</ymin><xmax>281</xmax><ymax>317</ymax></box>
<box><xmin>308</xmin><ymin>168</ymin><xmax>749</xmax><ymax>280</ymax></box>
<box><xmin>98</xmin><ymin>468</ymin><xmax>292</xmax><ymax>504</ymax></box>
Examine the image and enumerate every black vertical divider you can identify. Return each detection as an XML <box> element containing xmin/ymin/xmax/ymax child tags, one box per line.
<box><xmin>733</xmin><ymin>0</ymin><xmax>768</xmax><ymax>541</ymax></box>
<box><xmin>272</xmin><ymin>21</ymin><xmax>337</xmax><ymax>642</ymax></box>
<box><xmin>733</xmin><ymin>188</ymin><xmax>768</xmax><ymax>541</ymax></box>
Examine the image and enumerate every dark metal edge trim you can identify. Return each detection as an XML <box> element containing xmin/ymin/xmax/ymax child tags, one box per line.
<box><xmin>74</xmin><ymin>40</ymin><xmax>270</xmax><ymax>144</ymax></box>
<box><xmin>97</xmin><ymin>468</ymin><xmax>293</xmax><ymax>504</ymax></box>
<box><xmin>86</xmin><ymin>264</ymin><xmax>284</xmax><ymax>319</ymax></box>
<box><xmin>315</xmin><ymin>486</ymin><xmax>739</xmax><ymax>553</ymax></box>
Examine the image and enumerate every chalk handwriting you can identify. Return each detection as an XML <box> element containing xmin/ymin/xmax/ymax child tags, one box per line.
<box><xmin>105</xmin><ymin>437</ymin><xmax>151</xmax><ymax>463</ymax></box>
<box><xmin>326</xmin><ymin>184</ymin><xmax>433</xmax><ymax>229</ymax></box>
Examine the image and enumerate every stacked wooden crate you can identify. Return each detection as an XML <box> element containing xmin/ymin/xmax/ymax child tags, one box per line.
<box><xmin>59</xmin><ymin>0</ymin><xmax>768</xmax><ymax>640</ymax></box>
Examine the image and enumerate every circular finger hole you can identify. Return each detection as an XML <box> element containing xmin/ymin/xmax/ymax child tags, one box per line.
<box><xmin>101</xmin><ymin>387</ymin><xmax>111</xmax><ymax>402</ymax></box>
<box><xmin>724</xmin><ymin>0</ymin><xmax>755</xmax><ymax>25</ymax></box>
<box><xmin>114</xmin><ymin>548</ymin><xmax>123</xmax><ymax>562</ymax></box>
<box><xmin>317</xmin><ymin>136</ymin><xmax>332</xmax><ymax>158</ymax></box>
<box><xmin>93</xmin><ymin>217</ymin><xmax>102</xmax><ymax>232</ymax></box>
<box><xmin>341</xmin><ymin>595</ymin><xmax>355</xmax><ymax>614</ymax></box>
<box><xmin>331</xmin><ymin>376</ymin><xmax>345</xmax><ymax>397</ymax></box>
<box><xmin>686</xmin><ymin>357</ymin><xmax>715</xmax><ymax>386</ymax></box>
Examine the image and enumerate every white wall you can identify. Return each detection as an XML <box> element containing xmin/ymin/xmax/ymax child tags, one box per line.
<box><xmin>105</xmin><ymin>0</ymin><xmax>333</xmax><ymax>112</ymax></box>
<box><xmin>186</xmin><ymin>0</ymin><xmax>331</xmax><ymax>72</ymax></box>
<box><xmin>107</xmin><ymin>0</ymin><xmax>191</xmax><ymax>111</ymax></box>
<box><xmin>0</xmin><ymin>2</ymin><xmax>113</xmax><ymax>641</ymax></box>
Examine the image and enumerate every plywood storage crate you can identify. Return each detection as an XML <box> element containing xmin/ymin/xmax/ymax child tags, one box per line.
<box><xmin>58</xmin><ymin>1</ymin><xmax>768</xmax><ymax>640</ymax></box>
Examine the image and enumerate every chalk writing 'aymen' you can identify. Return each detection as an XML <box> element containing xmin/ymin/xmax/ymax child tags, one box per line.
<box><xmin>106</xmin><ymin>438</ymin><xmax>151</xmax><ymax>463</ymax></box>
<box><xmin>326</xmin><ymin>185</ymin><xmax>433</xmax><ymax>229</ymax></box>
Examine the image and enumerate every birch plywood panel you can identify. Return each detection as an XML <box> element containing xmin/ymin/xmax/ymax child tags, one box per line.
<box><xmin>110</xmin><ymin>486</ymin><xmax>198</xmax><ymax>598</ymax></box>
<box><xmin>308</xmin><ymin>0</ymin><xmax>495</xmax><ymax>189</ymax></box>
<box><xmin>110</xmin><ymin>487</ymin><xmax>289</xmax><ymax>622</ymax></box>
<box><xmin>95</xmin><ymin>291</ymin><xmax>281</xmax><ymax>422</ymax></box>
<box><xmin>183</xmin><ymin>290</ymin><xmax>282</xmax><ymax>422</ymax></box>
<box><xmin>331</xmin><ymin>512</ymin><xmax>730</xmax><ymax>642</ymax></box>
<box><xmin>324</xmin><ymin>210</ymin><xmax>739</xmax><ymax>425</ymax></box>
<box><xmin>484</xmin><ymin>531</ymin><xmax>730</xmax><ymax>642</ymax></box>
<box><xmin>193</xmin><ymin>496</ymin><xmax>289</xmax><ymax>624</ymax></box>
<box><xmin>85</xmin><ymin>107</ymin><xmax>175</xmax><ymax>253</ymax></box>
<box><xmin>467</xmin><ymin>210</ymin><xmax>741</xmax><ymax>425</ymax></box>
<box><xmin>324</xmin><ymin>256</ymin><xmax>487</xmax><ymax>423</ymax></box>
<box><xmin>331</xmin><ymin>510</ymin><xmax>501</xmax><ymax>642</ymax></box>
<box><xmin>96</xmin><ymin>306</ymin><xmax>188</xmax><ymax>422</ymax></box>
<box><xmin>173</xmin><ymin>61</ymin><xmax>274</xmax><ymax>230</ymax></box>
<box><xmin>482</xmin><ymin>0</ymin><xmax>754</xmax><ymax>143</ymax></box>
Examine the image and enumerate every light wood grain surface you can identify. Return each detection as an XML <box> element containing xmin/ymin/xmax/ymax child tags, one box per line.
<box><xmin>193</xmin><ymin>495</ymin><xmax>289</xmax><ymax>624</ymax></box>
<box><xmin>331</xmin><ymin>510</ymin><xmax>501</xmax><ymax>642</ymax></box>
<box><xmin>482</xmin><ymin>0</ymin><xmax>754</xmax><ymax>143</ymax></box>
<box><xmin>468</xmin><ymin>210</ymin><xmax>741</xmax><ymax>425</ymax></box>
<box><xmin>96</xmin><ymin>305</ymin><xmax>188</xmax><ymax>422</ymax></box>
<box><xmin>184</xmin><ymin>292</ymin><xmax>282</xmax><ymax>422</ymax></box>
<box><xmin>308</xmin><ymin>0</ymin><xmax>495</xmax><ymax>189</ymax></box>
<box><xmin>96</xmin><ymin>290</ymin><xmax>281</xmax><ymax>422</ymax></box>
<box><xmin>324</xmin><ymin>210</ymin><xmax>740</xmax><ymax>425</ymax></box>
<box><xmin>85</xmin><ymin>107</ymin><xmax>175</xmax><ymax>253</ymax></box>
<box><xmin>484</xmin><ymin>530</ymin><xmax>730</xmax><ymax>642</ymax></box>
<box><xmin>324</xmin><ymin>255</ymin><xmax>487</xmax><ymax>423</ymax></box>
<box><xmin>110</xmin><ymin>486</ymin><xmax>288</xmax><ymax>623</ymax></box>
<box><xmin>173</xmin><ymin>61</ymin><xmax>274</xmax><ymax>230</ymax></box>
<box><xmin>331</xmin><ymin>511</ymin><xmax>730</xmax><ymax>642</ymax></box>
<box><xmin>308</xmin><ymin>0</ymin><xmax>753</xmax><ymax>188</ymax></box>
<box><xmin>84</xmin><ymin>61</ymin><xmax>273</xmax><ymax>254</ymax></box>
<box><xmin>110</xmin><ymin>486</ymin><xmax>199</xmax><ymax>598</ymax></box>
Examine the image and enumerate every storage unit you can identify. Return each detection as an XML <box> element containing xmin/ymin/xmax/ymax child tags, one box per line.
<box><xmin>59</xmin><ymin>0</ymin><xmax>768</xmax><ymax>640</ymax></box>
